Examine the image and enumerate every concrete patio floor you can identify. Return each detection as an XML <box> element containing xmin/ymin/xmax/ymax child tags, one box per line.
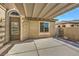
<box><xmin>5</xmin><ymin>38</ymin><xmax>79</xmax><ymax>56</ymax></box>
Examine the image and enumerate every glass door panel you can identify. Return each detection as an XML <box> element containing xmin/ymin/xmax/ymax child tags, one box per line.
<box><xmin>10</xmin><ymin>17</ymin><xmax>20</xmax><ymax>41</ymax></box>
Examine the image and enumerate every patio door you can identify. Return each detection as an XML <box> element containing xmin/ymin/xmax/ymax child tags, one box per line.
<box><xmin>10</xmin><ymin>17</ymin><xmax>20</xmax><ymax>41</ymax></box>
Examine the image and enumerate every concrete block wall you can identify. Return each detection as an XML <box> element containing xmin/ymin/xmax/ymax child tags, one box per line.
<box><xmin>63</xmin><ymin>27</ymin><xmax>79</xmax><ymax>41</ymax></box>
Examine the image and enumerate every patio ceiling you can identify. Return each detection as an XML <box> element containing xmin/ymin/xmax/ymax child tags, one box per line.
<box><xmin>1</xmin><ymin>3</ymin><xmax>79</xmax><ymax>19</ymax></box>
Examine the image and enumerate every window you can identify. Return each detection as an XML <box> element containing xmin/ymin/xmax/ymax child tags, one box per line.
<box><xmin>77</xmin><ymin>24</ymin><xmax>79</xmax><ymax>27</ymax></box>
<box><xmin>71</xmin><ymin>24</ymin><xmax>74</xmax><ymax>27</ymax></box>
<box><xmin>62</xmin><ymin>25</ymin><xmax>66</xmax><ymax>27</ymax></box>
<box><xmin>75</xmin><ymin>24</ymin><xmax>79</xmax><ymax>27</ymax></box>
<box><xmin>10</xmin><ymin>11</ymin><xmax>20</xmax><ymax>16</ymax></box>
<box><xmin>40</xmin><ymin>22</ymin><xmax>49</xmax><ymax>32</ymax></box>
<box><xmin>11</xmin><ymin>12</ymin><xmax>19</xmax><ymax>16</ymax></box>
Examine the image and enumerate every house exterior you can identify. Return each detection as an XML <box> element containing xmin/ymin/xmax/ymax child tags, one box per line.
<box><xmin>0</xmin><ymin>4</ymin><xmax>56</xmax><ymax>47</ymax></box>
<box><xmin>0</xmin><ymin>3</ymin><xmax>78</xmax><ymax>50</ymax></box>
<box><xmin>56</xmin><ymin>20</ymin><xmax>79</xmax><ymax>41</ymax></box>
<box><xmin>55</xmin><ymin>20</ymin><xmax>79</xmax><ymax>28</ymax></box>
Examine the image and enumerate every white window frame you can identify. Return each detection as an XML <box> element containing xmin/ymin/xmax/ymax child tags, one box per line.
<box><xmin>39</xmin><ymin>21</ymin><xmax>50</xmax><ymax>35</ymax></box>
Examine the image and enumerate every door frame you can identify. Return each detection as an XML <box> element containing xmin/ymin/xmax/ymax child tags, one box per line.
<box><xmin>9</xmin><ymin>16</ymin><xmax>21</xmax><ymax>41</ymax></box>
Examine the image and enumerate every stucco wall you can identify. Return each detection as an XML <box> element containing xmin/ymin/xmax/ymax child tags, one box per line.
<box><xmin>21</xmin><ymin>18</ymin><xmax>29</xmax><ymax>41</ymax></box>
<box><xmin>50</xmin><ymin>22</ymin><xmax>55</xmax><ymax>37</ymax></box>
<box><xmin>29</xmin><ymin>21</ymin><xmax>39</xmax><ymax>38</ymax></box>
<box><xmin>21</xmin><ymin>20</ymin><xmax>55</xmax><ymax>40</ymax></box>
<box><xmin>63</xmin><ymin>27</ymin><xmax>79</xmax><ymax>41</ymax></box>
<box><xmin>29</xmin><ymin>21</ymin><xmax>55</xmax><ymax>38</ymax></box>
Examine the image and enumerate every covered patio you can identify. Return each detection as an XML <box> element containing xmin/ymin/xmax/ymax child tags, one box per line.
<box><xmin>0</xmin><ymin>3</ymin><xmax>79</xmax><ymax>56</ymax></box>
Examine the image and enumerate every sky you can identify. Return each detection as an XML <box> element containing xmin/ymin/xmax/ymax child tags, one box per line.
<box><xmin>54</xmin><ymin>7</ymin><xmax>79</xmax><ymax>22</ymax></box>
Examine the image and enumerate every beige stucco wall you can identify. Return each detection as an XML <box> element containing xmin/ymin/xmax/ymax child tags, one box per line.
<box><xmin>29</xmin><ymin>21</ymin><xmax>39</xmax><ymax>38</ymax></box>
<box><xmin>29</xmin><ymin>21</ymin><xmax>55</xmax><ymax>38</ymax></box>
<box><xmin>50</xmin><ymin>22</ymin><xmax>55</xmax><ymax>37</ymax></box>
<box><xmin>63</xmin><ymin>27</ymin><xmax>79</xmax><ymax>41</ymax></box>
<box><xmin>21</xmin><ymin>19</ymin><xmax>55</xmax><ymax>40</ymax></box>
<box><xmin>21</xmin><ymin>17</ymin><xmax>29</xmax><ymax>41</ymax></box>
